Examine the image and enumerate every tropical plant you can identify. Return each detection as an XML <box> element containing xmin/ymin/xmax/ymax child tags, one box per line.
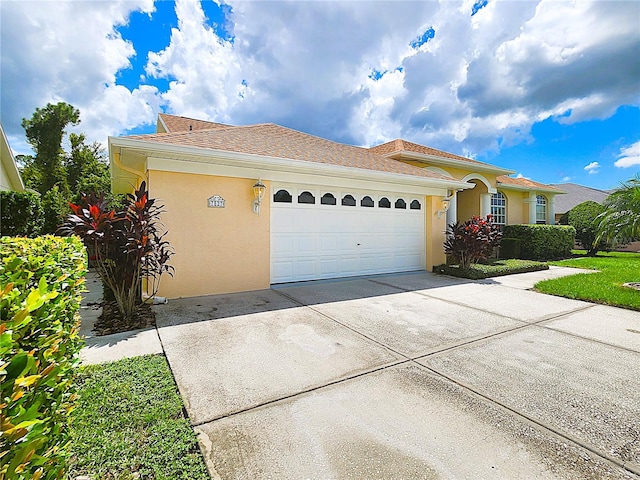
<box><xmin>443</xmin><ymin>215</ymin><xmax>502</xmax><ymax>269</ymax></box>
<box><xmin>596</xmin><ymin>175</ymin><xmax>640</xmax><ymax>246</ymax></box>
<box><xmin>60</xmin><ymin>182</ymin><xmax>174</xmax><ymax>322</ymax></box>
<box><xmin>567</xmin><ymin>200</ymin><xmax>607</xmax><ymax>256</ymax></box>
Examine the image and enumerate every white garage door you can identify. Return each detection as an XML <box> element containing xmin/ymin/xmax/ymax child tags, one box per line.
<box><xmin>271</xmin><ymin>186</ymin><xmax>426</xmax><ymax>284</ymax></box>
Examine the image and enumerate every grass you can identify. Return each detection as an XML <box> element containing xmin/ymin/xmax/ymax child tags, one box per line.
<box><xmin>536</xmin><ymin>250</ymin><xmax>640</xmax><ymax>311</ymax></box>
<box><xmin>67</xmin><ymin>355</ymin><xmax>209</xmax><ymax>480</ymax></box>
<box><xmin>434</xmin><ymin>259</ymin><xmax>548</xmax><ymax>280</ymax></box>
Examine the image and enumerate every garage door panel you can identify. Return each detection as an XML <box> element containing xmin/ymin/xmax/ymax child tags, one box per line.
<box><xmin>271</xmin><ymin>186</ymin><xmax>425</xmax><ymax>284</ymax></box>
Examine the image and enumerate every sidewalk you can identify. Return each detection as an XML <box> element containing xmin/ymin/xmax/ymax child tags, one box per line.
<box><xmin>79</xmin><ymin>271</ymin><xmax>163</xmax><ymax>365</ymax></box>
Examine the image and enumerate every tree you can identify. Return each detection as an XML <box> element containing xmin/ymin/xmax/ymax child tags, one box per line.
<box><xmin>567</xmin><ymin>201</ymin><xmax>607</xmax><ymax>256</ymax></box>
<box><xmin>596</xmin><ymin>175</ymin><xmax>640</xmax><ymax>246</ymax></box>
<box><xmin>21</xmin><ymin>102</ymin><xmax>80</xmax><ymax>195</ymax></box>
<box><xmin>65</xmin><ymin>132</ymin><xmax>110</xmax><ymax>200</ymax></box>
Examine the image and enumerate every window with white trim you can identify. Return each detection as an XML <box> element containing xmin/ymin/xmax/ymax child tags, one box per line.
<box><xmin>536</xmin><ymin>195</ymin><xmax>547</xmax><ymax>224</ymax></box>
<box><xmin>490</xmin><ymin>192</ymin><xmax>506</xmax><ymax>227</ymax></box>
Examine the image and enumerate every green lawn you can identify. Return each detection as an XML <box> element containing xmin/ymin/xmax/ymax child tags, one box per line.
<box><xmin>67</xmin><ymin>355</ymin><xmax>209</xmax><ymax>480</ymax></box>
<box><xmin>536</xmin><ymin>250</ymin><xmax>640</xmax><ymax>311</ymax></box>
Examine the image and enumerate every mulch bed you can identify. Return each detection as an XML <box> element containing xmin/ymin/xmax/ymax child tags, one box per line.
<box><xmin>94</xmin><ymin>301</ymin><xmax>156</xmax><ymax>336</ymax></box>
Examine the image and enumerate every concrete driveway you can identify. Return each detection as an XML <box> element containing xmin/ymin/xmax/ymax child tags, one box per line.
<box><xmin>154</xmin><ymin>269</ymin><xmax>640</xmax><ymax>479</ymax></box>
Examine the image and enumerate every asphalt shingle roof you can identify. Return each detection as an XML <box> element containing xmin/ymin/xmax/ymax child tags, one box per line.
<box><xmin>370</xmin><ymin>138</ymin><xmax>495</xmax><ymax>168</ymax></box>
<box><xmin>496</xmin><ymin>175</ymin><xmax>562</xmax><ymax>192</ymax></box>
<box><xmin>158</xmin><ymin>113</ymin><xmax>231</xmax><ymax>133</ymax></box>
<box><xmin>128</xmin><ymin>123</ymin><xmax>452</xmax><ymax>180</ymax></box>
<box><xmin>549</xmin><ymin>183</ymin><xmax>610</xmax><ymax>213</ymax></box>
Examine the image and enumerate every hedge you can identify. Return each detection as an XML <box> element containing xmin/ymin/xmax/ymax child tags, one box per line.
<box><xmin>0</xmin><ymin>191</ymin><xmax>44</xmax><ymax>237</ymax></box>
<box><xmin>0</xmin><ymin>236</ymin><xmax>86</xmax><ymax>479</ymax></box>
<box><xmin>502</xmin><ymin>224</ymin><xmax>575</xmax><ymax>260</ymax></box>
<box><xmin>433</xmin><ymin>259</ymin><xmax>548</xmax><ymax>280</ymax></box>
<box><xmin>499</xmin><ymin>238</ymin><xmax>521</xmax><ymax>259</ymax></box>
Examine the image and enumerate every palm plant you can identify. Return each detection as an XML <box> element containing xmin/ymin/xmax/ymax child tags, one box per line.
<box><xmin>596</xmin><ymin>174</ymin><xmax>640</xmax><ymax>247</ymax></box>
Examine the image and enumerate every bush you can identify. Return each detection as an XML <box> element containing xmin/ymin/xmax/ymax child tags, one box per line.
<box><xmin>60</xmin><ymin>182</ymin><xmax>174</xmax><ymax>322</ymax></box>
<box><xmin>434</xmin><ymin>259</ymin><xmax>548</xmax><ymax>279</ymax></box>
<box><xmin>503</xmin><ymin>224</ymin><xmax>575</xmax><ymax>260</ymax></box>
<box><xmin>499</xmin><ymin>238</ymin><xmax>521</xmax><ymax>259</ymax></box>
<box><xmin>0</xmin><ymin>191</ymin><xmax>44</xmax><ymax>237</ymax></box>
<box><xmin>0</xmin><ymin>235</ymin><xmax>86</xmax><ymax>479</ymax></box>
<box><xmin>443</xmin><ymin>216</ymin><xmax>502</xmax><ymax>269</ymax></box>
<box><xmin>40</xmin><ymin>185</ymin><xmax>71</xmax><ymax>235</ymax></box>
<box><xmin>567</xmin><ymin>201</ymin><xmax>607</xmax><ymax>256</ymax></box>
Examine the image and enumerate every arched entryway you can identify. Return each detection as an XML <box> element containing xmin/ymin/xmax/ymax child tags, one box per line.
<box><xmin>455</xmin><ymin>174</ymin><xmax>496</xmax><ymax>223</ymax></box>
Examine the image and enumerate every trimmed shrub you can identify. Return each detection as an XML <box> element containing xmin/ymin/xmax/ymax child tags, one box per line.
<box><xmin>0</xmin><ymin>191</ymin><xmax>44</xmax><ymax>237</ymax></box>
<box><xmin>503</xmin><ymin>224</ymin><xmax>575</xmax><ymax>260</ymax></box>
<box><xmin>443</xmin><ymin>216</ymin><xmax>502</xmax><ymax>269</ymax></box>
<box><xmin>499</xmin><ymin>238</ymin><xmax>521</xmax><ymax>259</ymax></box>
<box><xmin>434</xmin><ymin>259</ymin><xmax>548</xmax><ymax>280</ymax></box>
<box><xmin>567</xmin><ymin>201</ymin><xmax>607</xmax><ymax>256</ymax></box>
<box><xmin>0</xmin><ymin>235</ymin><xmax>86</xmax><ymax>479</ymax></box>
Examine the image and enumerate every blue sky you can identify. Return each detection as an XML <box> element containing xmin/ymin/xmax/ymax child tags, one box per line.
<box><xmin>1</xmin><ymin>0</ymin><xmax>638</xmax><ymax>190</ymax></box>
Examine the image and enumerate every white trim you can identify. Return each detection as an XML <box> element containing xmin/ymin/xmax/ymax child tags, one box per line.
<box><xmin>461</xmin><ymin>173</ymin><xmax>497</xmax><ymax>194</ymax></box>
<box><xmin>497</xmin><ymin>182</ymin><xmax>561</xmax><ymax>195</ymax></box>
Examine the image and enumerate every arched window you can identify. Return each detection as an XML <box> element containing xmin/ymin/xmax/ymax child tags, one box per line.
<box><xmin>342</xmin><ymin>194</ymin><xmax>356</xmax><ymax>206</ymax></box>
<box><xmin>321</xmin><ymin>193</ymin><xmax>336</xmax><ymax>205</ymax></box>
<box><xmin>360</xmin><ymin>196</ymin><xmax>374</xmax><ymax>207</ymax></box>
<box><xmin>536</xmin><ymin>195</ymin><xmax>547</xmax><ymax>224</ymax></box>
<box><xmin>490</xmin><ymin>192</ymin><xmax>506</xmax><ymax>227</ymax></box>
<box><xmin>273</xmin><ymin>189</ymin><xmax>292</xmax><ymax>203</ymax></box>
<box><xmin>410</xmin><ymin>200</ymin><xmax>421</xmax><ymax>210</ymax></box>
<box><xmin>395</xmin><ymin>198</ymin><xmax>406</xmax><ymax>209</ymax></box>
<box><xmin>298</xmin><ymin>191</ymin><xmax>315</xmax><ymax>204</ymax></box>
<box><xmin>379</xmin><ymin>197</ymin><xmax>391</xmax><ymax>208</ymax></box>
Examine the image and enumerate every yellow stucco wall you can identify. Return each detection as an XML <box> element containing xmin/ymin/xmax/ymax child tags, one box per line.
<box><xmin>502</xmin><ymin>190</ymin><xmax>526</xmax><ymax>225</ymax></box>
<box><xmin>425</xmin><ymin>196</ymin><xmax>447</xmax><ymax>269</ymax></box>
<box><xmin>148</xmin><ymin>170</ymin><xmax>270</xmax><ymax>298</ymax></box>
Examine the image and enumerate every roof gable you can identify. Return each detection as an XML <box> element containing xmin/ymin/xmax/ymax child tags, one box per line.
<box><xmin>157</xmin><ymin>113</ymin><xmax>232</xmax><ymax>133</ymax></box>
<box><xmin>496</xmin><ymin>175</ymin><xmax>561</xmax><ymax>193</ymax></box>
<box><xmin>550</xmin><ymin>183</ymin><xmax>610</xmax><ymax>213</ymax></box>
<box><xmin>370</xmin><ymin>138</ymin><xmax>506</xmax><ymax>172</ymax></box>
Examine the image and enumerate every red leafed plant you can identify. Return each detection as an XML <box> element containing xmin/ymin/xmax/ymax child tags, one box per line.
<box><xmin>60</xmin><ymin>181</ymin><xmax>173</xmax><ymax>322</ymax></box>
<box><xmin>443</xmin><ymin>215</ymin><xmax>502</xmax><ymax>270</ymax></box>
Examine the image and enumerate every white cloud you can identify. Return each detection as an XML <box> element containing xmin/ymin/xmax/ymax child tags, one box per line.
<box><xmin>614</xmin><ymin>140</ymin><xmax>640</xmax><ymax>168</ymax></box>
<box><xmin>561</xmin><ymin>176</ymin><xmax>571</xmax><ymax>182</ymax></box>
<box><xmin>584</xmin><ymin>161</ymin><xmax>600</xmax><ymax>174</ymax></box>
<box><xmin>0</xmin><ymin>0</ymin><xmax>156</xmax><ymax>152</ymax></box>
<box><xmin>1</xmin><ymin>0</ymin><xmax>638</xmax><ymax>161</ymax></box>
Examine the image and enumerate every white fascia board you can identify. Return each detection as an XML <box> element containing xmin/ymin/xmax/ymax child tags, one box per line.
<box><xmin>397</xmin><ymin>151</ymin><xmax>515</xmax><ymax>175</ymax></box>
<box><xmin>111</xmin><ymin>137</ymin><xmax>470</xmax><ymax>195</ymax></box>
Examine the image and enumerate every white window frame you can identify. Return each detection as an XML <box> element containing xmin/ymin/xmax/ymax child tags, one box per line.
<box><xmin>536</xmin><ymin>195</ymin><xmax>547</xmax><ymax>224</ymax></box>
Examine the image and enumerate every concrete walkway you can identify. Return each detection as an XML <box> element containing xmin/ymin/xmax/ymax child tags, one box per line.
<box><xmin>79</xmin><ymin>271</ymin><xmax>162</xmax><ymax>365</ymax></box>
<box><xmin>78</xmin><ymin>267</ymin><xmax>640</xmax><ymax>478</ymax></box>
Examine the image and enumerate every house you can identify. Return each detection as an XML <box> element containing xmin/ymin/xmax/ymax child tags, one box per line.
<box><xmin>109</xmin><ymin>113</ymin><xmax>563</xmax><ymax>298</ymax></box>
<box><xmin>550</xmin><ymin>182</ymin><xmax>610</xmax><ymax>224</ymax></box>
<box><xmin>0</xmin><ymin>123</ymin><xmax>25</xmax><ymax>192</ymax></box>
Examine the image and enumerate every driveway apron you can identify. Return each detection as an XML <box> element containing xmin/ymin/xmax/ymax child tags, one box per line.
<box><xmin>155</xmin><ymin>272</ymin><xmax>640</xmax><ymax>479</ymax></box>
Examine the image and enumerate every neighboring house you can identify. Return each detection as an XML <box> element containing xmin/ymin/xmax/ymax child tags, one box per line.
<box><xmin>0</xmin><ymin>123</ymin><xmax>25</xmax><ymax>192</ymax></box>
<box><xmin>551</xmin><ymin>183</ymin><xmax>610</xmax><ymax>223</ymax></box>
<box><xmin>110</xmin><ymin>113</ymin><xmax>563</xmax><ymax>298</ymax></box>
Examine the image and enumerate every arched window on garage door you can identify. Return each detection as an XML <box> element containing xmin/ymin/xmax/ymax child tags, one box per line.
<box><xmin>379</xmin><ymin>197</ymin><xmax>391</xmax><ymax>208</ymax></box>
<box><xmin>298</xmin><ymin>191</ymin><xmax>315</xmax><ymax>204</ymax></box>
<box><xmin>410</xmin><ymin>200</ymin><xmax>421</xmax><ymax>210</ymax></box>
<box><xmin>360</xmin><ymin>196</ymin><xmax>374</xmax><ymax>207</ymax></box>
<box><xmin>273</xmin><ymin>189</ymin><xmax>292</xmax><ymax>203</ymax></box>
<box><xmin>321</xmin><ymin>193</ymin><xmax>336</xmax><ymax>205</ymax></box>
<box><xmin>342</xmin><ymin>194</ymin><xmax>356</xmax><ymax>206</ymax></box>
<box><xmin>395</xmin><ymin>198</ymin><xmax>406</xmax><ymax>209</ymax></box>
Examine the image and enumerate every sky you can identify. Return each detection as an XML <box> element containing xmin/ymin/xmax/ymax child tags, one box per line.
<box><xmin>1</xmin><ymin>0</ymin><xmax>639</xmax><ymax>191</ymax></box>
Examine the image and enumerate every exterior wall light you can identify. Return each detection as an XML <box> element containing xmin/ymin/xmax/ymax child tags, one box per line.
<box><xmin>252</xmin><ymin>179</ymin><xmax>266</xmax><ymax>214</ymax></box>
<box><xmin>436</xmin><ymin>195</ymin><xmax>451</xmax><ymax>219</ymax></box>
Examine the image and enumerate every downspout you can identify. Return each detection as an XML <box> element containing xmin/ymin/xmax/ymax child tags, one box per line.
<box><xmin>112</xmin><ymin>147</ymin><xmax>145</xmax><ymax>189</ymax></box>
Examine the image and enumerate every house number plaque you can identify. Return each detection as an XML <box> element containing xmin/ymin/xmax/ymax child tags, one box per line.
<box><xmin>208</xmin><ymin>195</ymin><xmax>225</xmax><ymax>208</ymax></box>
